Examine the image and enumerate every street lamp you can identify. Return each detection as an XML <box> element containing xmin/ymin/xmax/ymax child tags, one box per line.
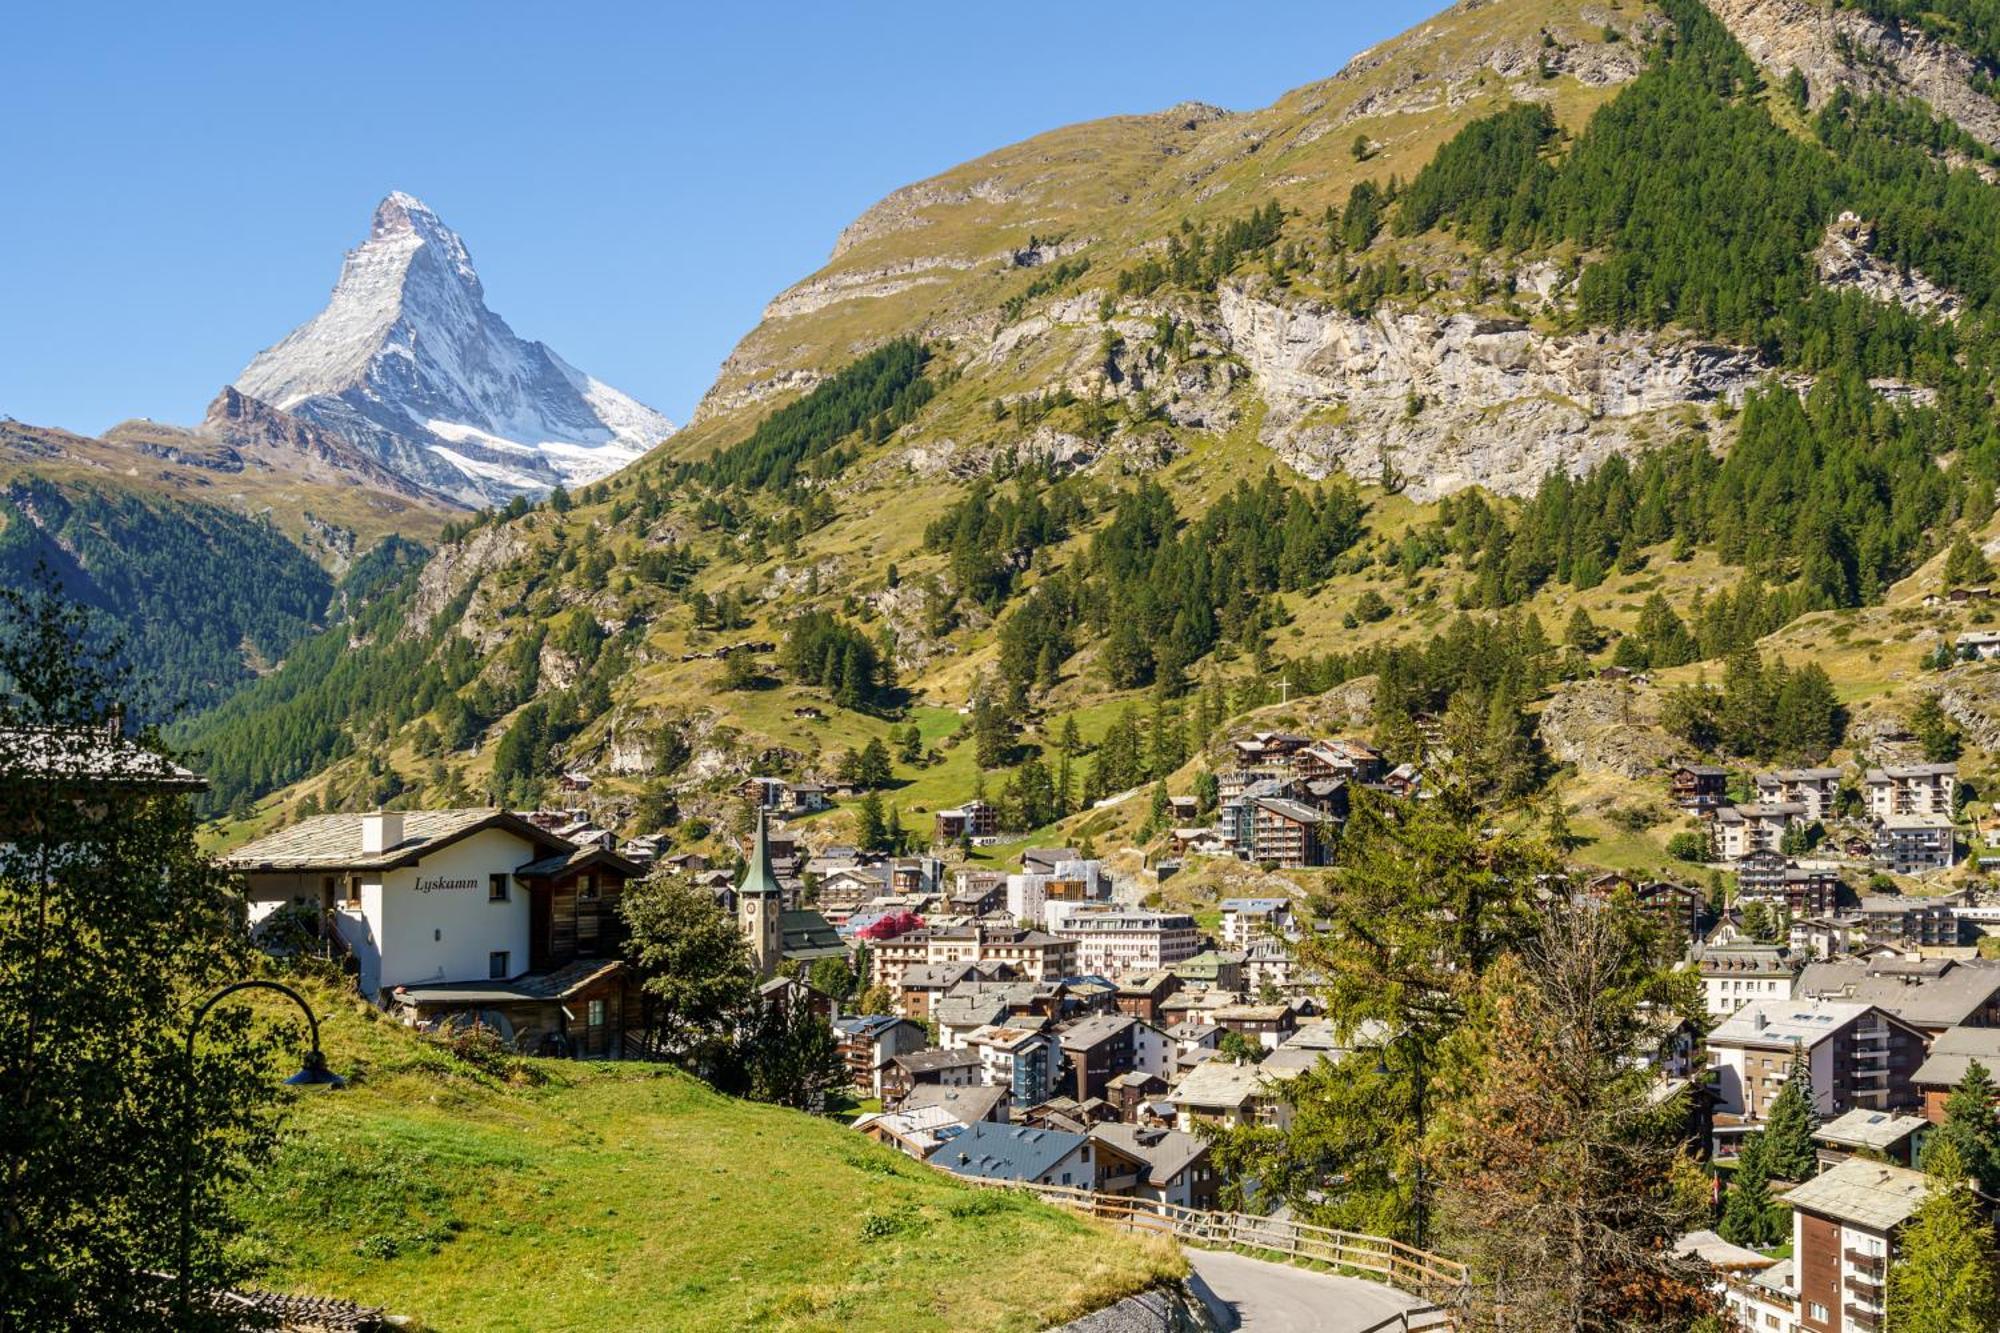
<box><xmin>176</xmin><ymin>979</ymin><xmax>344</xmax><ymax>1321</ymax></box>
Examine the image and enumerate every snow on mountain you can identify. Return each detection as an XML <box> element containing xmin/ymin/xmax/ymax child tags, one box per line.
<box><xmin>236</xmin><ymin>192</ymin><xmax>673</xmax><ymax>503</ymax></box>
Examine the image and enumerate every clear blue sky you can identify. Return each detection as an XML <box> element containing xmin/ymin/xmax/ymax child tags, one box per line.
<box><xmin>1</xmin><ymin>2</ymin><xmax>1436</xmax><ymax>436</ymax></box>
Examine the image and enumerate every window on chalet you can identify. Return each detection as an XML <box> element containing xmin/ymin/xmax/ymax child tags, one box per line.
<box><xmin>587</xmin><ymin>999</ymin><xmax>606</xmax><ymax>1028</ymax></box>
<box><xmin>489</xmin><ymin>874</ymin><xmax>510</xmax><ymax>902</ymax></box>
<box><xmin>489</xmin><ymin>950</ymin><xmax>510</xmax><ymax>980</ymax></box>
<box><xmin>343</xmin><ymin>876</ymin><xmax>362</xmax><ymax>909</ymax></box>
<box><xmin>579</xmin><ymin>873</ymin><xmax>599</xmax><ymax>901</ymax></box>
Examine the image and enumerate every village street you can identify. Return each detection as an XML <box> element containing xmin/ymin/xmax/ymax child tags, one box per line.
<box><xmin>1186</xmin><ymin>1248</ymin><xmax>1432</xmax><ymax>1331</ymax></box>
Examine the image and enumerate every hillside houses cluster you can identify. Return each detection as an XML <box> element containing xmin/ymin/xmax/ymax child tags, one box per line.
<box><xmin>1683</xmin><ymin>942</ymin><xmax>2000</xmax><ymax>1332</ymax></box>
<box><xmin>1672</xmin><ymin>759</ymin><xmax>1960</xmax><ymax>878</ymax></box>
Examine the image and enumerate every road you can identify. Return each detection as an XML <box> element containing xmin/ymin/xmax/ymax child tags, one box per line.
<box><xmin>1185</xmin><ymin>1248</ymin><xmax>1432</xmax><ymax>1332</ymax></box>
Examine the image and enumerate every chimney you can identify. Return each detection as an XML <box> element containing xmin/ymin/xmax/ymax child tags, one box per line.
<box><xmin>362</xmin><ymin>809</ymin><xmax>403</xmax><ymax>855</ymax></box>
<box><xmin>1752</xmin><ymin>1010</ymin><xmax>1767</xmax><ymax>1032</ymax></box>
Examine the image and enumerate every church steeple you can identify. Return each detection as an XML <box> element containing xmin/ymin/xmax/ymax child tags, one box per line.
<box><xmin>738</xmin><ymin>806</ymin><xmax>784</xmax><ymax>976</ymax></box>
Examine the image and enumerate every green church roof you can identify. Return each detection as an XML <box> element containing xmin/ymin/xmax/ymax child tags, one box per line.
<box><xmin>739</xmin><ymin>807</ymin><xmax>783</xmax><ymax>899</ymax></box>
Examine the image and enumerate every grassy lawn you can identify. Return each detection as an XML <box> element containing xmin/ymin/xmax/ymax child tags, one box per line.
<box><xmin>231</xmin><ymin>985</ymin><xmax>1180</xmax><ymax>1332</ymax></box>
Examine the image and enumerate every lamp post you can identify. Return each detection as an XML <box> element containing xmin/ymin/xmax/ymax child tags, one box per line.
<box><xmin>176</xmin><ymin>979</ymin><xmax>344</xmax><ymax>1322</ymax></box>
<box><xmin>1375</xmin><ymin>1030</ymin><xmax>1428</xmax><ymax>1252</ymax></box>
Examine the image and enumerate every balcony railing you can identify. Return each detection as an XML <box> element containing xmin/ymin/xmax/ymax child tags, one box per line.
<box><xmin>1845</xmin><ymin>1249</ymin><xmax>1886</xmax><ymax>1278</ymax></box>
<box><xmin>1846</xmin><ymin>1302</ymin><xmax>1884</xmax><ymax>1331</ymax></box>
<box><xmin>1846</xmin><ymin>1273</ymin><xmax>1885</xmax><ymax>1304</ymax></box>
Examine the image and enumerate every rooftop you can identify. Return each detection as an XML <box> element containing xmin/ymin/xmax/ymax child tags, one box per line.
<box><xmin>931</xmin><ymin>1121</ymin><xmax>1088</xmax><ymax>1182</ymax></box>
<box><xmin>1814</xmin><ymin>1109</ymin><xmax>1928</xmax><ymax>1152</ymax></box>
<box><xmin>224</xmin><ymin>808</ymin><xmax>566</xmax><ymax>872</ymax></box>
<box><xmin>1912</xmin><ymin>1024</ymin><xmax>2000</xmax><ymax>1088</ymax></box>
<box><xmin>1089</xmin><ymin>1124</ymin><xmax>1207</xmax><ymax>1188</ymax></box>
<box><xmin>1708</xmin><ymin>999</ymin><xmax>1876</xmax><ymax>1048</ymax></box>
<box><xmin>898</xmin><ymin>1082</ymin><xmax>1010</xmax><ymax>1126</ymax></box>
<box><xmin>1796</xmin><ymin>959</ymin><xmax>2000</xmax><ymax>1029</ymax></box>
<box><xmin>1781</xmin><ymin>1158</ymin><xmax>1931</xmax><ymax>1232</ymax></box>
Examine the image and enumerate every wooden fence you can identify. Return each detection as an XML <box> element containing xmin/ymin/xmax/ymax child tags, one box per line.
<box><xmin>962</xmin><ymin>1178</ymin><xmax>1466</xmax><ymax>1300</ymax></box>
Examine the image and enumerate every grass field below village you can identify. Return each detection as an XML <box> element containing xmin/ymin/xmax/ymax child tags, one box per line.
<box><xmin>228</xmin><ymin>982</ymin><xmax>1180</xmax><ymax>1333</ymax></box>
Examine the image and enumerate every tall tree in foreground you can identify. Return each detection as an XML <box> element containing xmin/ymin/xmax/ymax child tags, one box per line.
<box><xmin>1887</xmin><ymin>1139</ymin><xmax>2000</xmax><ymax>1332</ymax></box>
<box><xmin>1435</xmin><ymin>900</ymin><xmax>1716</xmax><ymax>1331</ymax></box>
<box><xmin>1205</xmin><ymin>781</ymin><xmax>1558</xmax><ymax>1239</ymax></box>
<box><xmin>620</xmin><ymin>875</ymin><xmax>756</xmax><ymax>1076</ymax></box>
<box><xmin>0</xmin><ymin>569</ymin><xmax>283</xmax><ymax>1330</ymax></box>
<box><xmin>1762</xmin><ymin>1059</ymin><xmax>1820</xmax><ymax>1183</ymax></box>
<box><xmin>746</xmin><ymin>985</ymin><xmax>847</xmax><ymax>1113</ymax></box>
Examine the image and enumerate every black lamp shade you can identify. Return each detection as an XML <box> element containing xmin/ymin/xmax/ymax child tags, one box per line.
<box><xmin>285</xmin><ymin>1048</ymin><xmax>346</xmax><ymax>1089</ymax></box>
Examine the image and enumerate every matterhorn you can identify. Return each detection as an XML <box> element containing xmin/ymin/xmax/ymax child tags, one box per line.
<box><xmin>235</xmin><ymin>192</ymin><xmax>672</xmax><ymax>504</ymax></box>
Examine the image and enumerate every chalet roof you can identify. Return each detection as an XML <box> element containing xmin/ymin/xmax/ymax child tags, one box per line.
<box><xmin>1912</xmin><ymin>1024</ymin><xmax>2000</xmax><ymax>1088</ymax></box>
<box><xmin>934</xmin><ymin>996</ymin><xmax>1011</xmax><ymax>1030</ymax></box>
<box><xmin>1781</xmin><ymin>1158</ymin><xmax>1930</xmax><ymax>1232</ymax></box>
<box><xmin>901</xmin><ymin>1082</ymin><xmax>1010</xmax><ymax>1125</ymax></box>
<box><xmin>1796</xmin><ymin>959</ymin><xmax>2000</xmax><ymax>1029</ymax></box>
<box><xmin>0</xmin><ymin>724</ymin><xmax>205</xmax><ymax>790</ymax></box>
<box><xmin>1675</xmin><ymin>764</ymin><xmax>1729</xmax><ymax>778</ymax></box>
<box><xmin>1058</xmin><ymin>1013</ymin><xmax>1137</xmax><ymax>1051</ymax></box>
<box><xmin>1170</xmin><ymin>1058</ymin><xmax>1302</xmax><ymax>1109</ymax></box>
<box><xmin>1674</xmin><ymin>1229</ymin><xmax>1777</xmax><ymax>1273</ymax></box>
<box><xmin>1757</xmin><ymin>768</ymin><xmax>1843</xmax><ymax>784</ymax></box>
<box><xmin>932</xmin><ymin>1122</ymin><xmax>1088</xmax><ymax>1182</ymax></box>
<box><xmin>223</xmin><ymin>808</ymin><xmax>569</xmax><ymax>873</ymax></box>
<box><xmin>390</xmin><ymin>958</ymin><xmax>624</xmax><ymax>1005</ymax></box>
<box><xmin>893</xmin><ymin>1048</ymin><xmax>980</xmax><ymax>1075</ymax></box>
<box><xmin>514</xmin><ymin>843</ymin><xmax>645</xmax><ymax>880</ymax></box>
<box><xmin>1708</xmin><ymin>999</ymin><xmax>1875</xmax><ymax>1049</ymax></box>
<box><xmin>1219</xmin><ymin>897</ymin><xmax>1292</xmax><ymax>912</ymax></box>
<box><xmin>1089</xmin><ymin>1124</ymin><xmax>1207</xmax><ymax>1188</ymax></box>
<box><xmin>1814</xmin><ymin>1109</ymin><xmax>1928</xmax><ymax>1152</ymax></box>
<box><xmin>1250</xmin><ymin>796</ymin><xmax>1326</xmax><ymax>825</ymax></box>
<box><xmin>833</xmin><ymin>1014</ymin><xmax>916</xmax><ymax>1041</ymax></box>
<box><xmin>1867</xmin><ymin>763</ymin><xmax>1959</xmax><ymax>782</ymax></box>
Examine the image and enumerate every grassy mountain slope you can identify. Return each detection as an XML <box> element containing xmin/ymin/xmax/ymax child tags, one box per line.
<box><xmin>231</xmin><ymin>982</ymin><xmax>1177</xmax><ymax>1331</ymax></box>
<box><xmin>186</xmin><ymin>0</ymin><xmax>2000</xmax><ymax>906</ymax></box>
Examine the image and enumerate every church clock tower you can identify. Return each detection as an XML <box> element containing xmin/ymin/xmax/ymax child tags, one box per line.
<box><xmin>737</xmin><ymin>807</ymin><xmax>784</xmax><ymax>978</ymax></box>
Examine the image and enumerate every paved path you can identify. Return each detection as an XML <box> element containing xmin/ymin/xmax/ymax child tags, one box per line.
<box><xmin>1186</xmin><ymin>1248</ymin><xmax>1430</xmax><ymax>1332</ymax></box>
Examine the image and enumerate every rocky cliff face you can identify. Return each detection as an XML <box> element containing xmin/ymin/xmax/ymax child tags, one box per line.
<box><xmin>1211</xmin><ymin>288</ymin><xmax>1765</xmax><ymax>499</ymax></box>
<box><xmin>1705</xmin><ymin>0</ymin><xmax>2000</xmax><ymax>149</ymax></box>
<box><xmin>236</xmin><ymin>193</ymin><xmax>674</xmax><ymax>504</ymax></box>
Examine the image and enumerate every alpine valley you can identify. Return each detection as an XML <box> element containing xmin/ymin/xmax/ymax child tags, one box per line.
<box><xmin>29</xmin><ymin>0</ymin><xmax>2000</xmax><ymax>895</ymax></box>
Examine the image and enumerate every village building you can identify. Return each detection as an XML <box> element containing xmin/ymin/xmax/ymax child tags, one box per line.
<box><xmin>1087</xmin><ymin>1124</ymin><xmax>1219</xmax><ymax>1209</ymax></box>
<box><xmin>933</xmin><ymin>799</ymin><xmax>997</xmax><ymax>843</ymax></box>
<box><xmin>1045</xmin><ymin>905</ymin><xmax>1201</xmax><ymax>978</ymax></box>
<box><xmin>1055</xmin><ymin>1014</ymin><xmax>1173</xmax><ymax>1104</ymax></box>
<box><xmin>228</xmin><ymin>809</ymin><xmax>642</xmax><ymax>1055</ymax></box>
<box><xmin>1212</xmin><ymin>1003</ymin><xmax>1298</xmax><ymax>1051</ymax></box>
<box><xmin>832</xmin><ymin>1015</ymin><xmax>928</xmax><ymax>1099</ymax></box>
<box><xmin>1735</xmin><ymin>850</ymin><xmax>1842</xmax><ymax>918</ymax></box>
<box><xmin>1864</xmin><ymin>763</ymin><xmax>1957</xmax><ymax>820</ymax></box>
<box><xmin>1956</xmin><ymin>629</ymin><xmax>2000</xmax><ymax>660</ymax></box>
<box><xmin>1170</xmin><ymin>1059</ymin><xmax>1303</xmax><ymax>1133</ymax></box>
<box><xmin>1911</xmin><ymin>1024</ymin><xmax>2000</xmax><ymax>1122</ymax></box>
<box><xmin>1870</xmin><ymin>814</ymin><xmax>1957</xmax><ymax>875</ymax></box>
<box><xmin>1752</xmin><ymin>769</ymin><xmax>1844</xmax><ymax>823</ymax></box>
<box><xmin>1227</xmin><ymin>795</ymin><xmax>1331</xmax><ymax>868</ymax></box>
<box><xmin>883</xmin><ymin>1048</ymin><xmax>983</xmax><ymax>1104</ymax></box>
<box><xmin>1812</xmin><ymin>1109</ymin><xmax>1928</xmax><ymax>1171</ymax></box>
<box><xmin>898</xmin><ymin>1081</ymin><xmax>1011</xmax><ymax>1127</ymax></box>
<box><xmin>1795</xmin><ymin>957</ymin><xmax>2000</xmax><ymax>1036</ymax></box>
<box><xmin>1857</xmin><ymin>892</ymin><xmax>1966</xmax><ymax>945</ymax></box>
<box><xmin>963</xmin><ymin>1023</ymin><xmax>1059</xmax><ymax>1108</ymax></box>
<box><xmin>1711</xmin><ymin>803</ymin><xmax>1806</xmax><ymax>861</ymax></box>
<box><xmin>1670</xmin><ymin>763</ymin><xmax>1730</xmax><ymax>814</ymax></box>
<box><xmin>870</xmin><ymin>922</ymin><xmax>1079</xmax><ymax>991</ymax></box>
<box><xmin>1171</xmin><ymin>950</ymin><xmax>1248</xmax><ymax>992</ymax></box>
<box><xmin>1781</xmin><ymin>1158</ymin><xmax>1932</xmax><ymax>1333</ymax></box>
<box><xmin>1694</xmin><ymin>943</ymin><xmax>1803</xmax><ymax>1020</ymax></box>
<box><xmin>1113</xmin><ymin>970</ymin><xmax>1183</xmax><ymax>1024</ymax></box>
<box><xmin>929</xmin><ymin>1121</ymin><xmax>1138</xmax><ymax>1192</ymax></box>
<box><xmin>1706</xmin><ymin>1000</ymin><xmax>1928</xmax><ymax>1149</ymax></box>
<box><xmin>891</xmin><ymin>961</ymin><xmax>1014</xmax><ymax>1021</ymax></box>
<box><xmin>1218</xmin><ymin>897</ymin><xmax>1297</xmax><ymax>948</ymax></box>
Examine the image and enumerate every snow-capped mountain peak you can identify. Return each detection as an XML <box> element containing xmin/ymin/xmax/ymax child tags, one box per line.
<box><xmin>235</xmin><ymin>192</ymin><xmax>672</xmax><ymax>503</ymax></box>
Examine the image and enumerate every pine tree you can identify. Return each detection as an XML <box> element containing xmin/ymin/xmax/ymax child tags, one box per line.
<box><xmin>856</xmin><ymin>791</ymin><xmax>888</xmax><ymax>852</ymax></box>
<box><xmin>1719</xmin><ymin>1133</ymin><xmax>1782</xmax><ymax>1247</ymax></box>
<box><xmin>1926</xmin><ymin>1060</ymin><xmax>2000</xmax><ymax>1198</ymax></box>
<box><xmin>1888</xmin><ymin>1139</ymin><xmax>2000</xmax><ymax>1332</ymax></box>
<box><xmin>1942</xmin><ymin>532</ymin><xmax>1994</xmax><ymax>592</ymax></box>
<box><xmin>1763</xmin><ymin>1056</ymin><xmax>1820</xmax><ymax>1183</ymax></box>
